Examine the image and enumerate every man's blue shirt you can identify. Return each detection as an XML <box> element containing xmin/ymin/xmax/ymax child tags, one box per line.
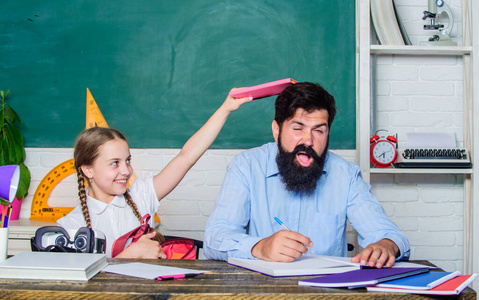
<box><xmin>203</xmin><ymin>142</ymin><xmax>410</xmax><ymax>261</ymax></box>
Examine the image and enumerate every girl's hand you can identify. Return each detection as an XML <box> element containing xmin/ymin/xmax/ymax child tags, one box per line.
<box><xmin>223</xmin><ymin>88</ymin><xmax>253</xmax><ymax>113</ymax></box>
<box><xmin>116</xmin><ymin>232</ymin><xmax>167</xmax><ymax>259</ymax></box>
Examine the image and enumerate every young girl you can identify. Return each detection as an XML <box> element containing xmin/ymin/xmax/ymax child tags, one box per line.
<box><xmin>57</xmin><ymin>91</ymin><xmax>251</xmax><ymax>258</ymax></box>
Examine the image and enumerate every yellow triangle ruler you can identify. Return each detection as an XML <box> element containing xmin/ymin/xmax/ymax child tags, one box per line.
<box><xmin>30</xmin><ymin>89</ymin><xmax>150</xmax><ymax>222</ymax></box>
<box><xmin>85</xmin><ymin>88</ymin><xmax>108</xmax><ymax>128</ymax></box>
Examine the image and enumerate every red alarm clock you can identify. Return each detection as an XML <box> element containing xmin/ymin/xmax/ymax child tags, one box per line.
<box><xmin>370</xmin><ymin>130</ymin><xmax>398</xmax><ymax>168</ymax></box>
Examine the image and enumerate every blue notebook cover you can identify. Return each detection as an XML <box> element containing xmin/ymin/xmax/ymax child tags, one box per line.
<box><xmin>298</xmin><ymin>267</ymin><xmax>429</xmax><ymax>288</ymax></box>
<box><xmin>375</xmin><ymin>271</ymin><xmax>460</xmax><ymax>290</ymax></box>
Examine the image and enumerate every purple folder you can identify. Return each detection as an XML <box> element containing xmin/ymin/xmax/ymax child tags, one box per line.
<box><xmin>298</xmin><ymin>267</ymin><xmax>430</xmax><ymax>288</ymax></box>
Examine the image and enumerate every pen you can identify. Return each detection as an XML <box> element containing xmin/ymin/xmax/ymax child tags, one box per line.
<box><xmin>274</xmin><ymin>217</ymin><xmax>315</xmax><ymax>254</ymax></box>
<box><xmin>156</xmin><ymin>273</ymin><xmax>198</xmax><ymax>281</ymax></box>
<box><xmin>0</xmin><ymin>206</ymin><xmax>6</xmax><ymax>228</ymax></box>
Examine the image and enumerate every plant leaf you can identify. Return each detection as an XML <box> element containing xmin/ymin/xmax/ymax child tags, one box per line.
<box><xmin>0</xmin><ymin>139</ymin><xmax>6</xmax><ymax>165</ymax></box>
<box><xmin>0</xmin><ymin>89</ymin><xmax>30</xmax><ymax>199</ymax></box>
<box><xmin>5</xmin><ymin>126</ymin><xmax>25</xmax><ymax>164</ymax></box>
<box><xmin>16</xmin><ymin>162</ymin><xmax>31</xmax><ymax>199</ymax></box>
<box><xmin>4</xmin><ymin>106</ymin><xmax>21</xmax><ymax>126</ymax></box>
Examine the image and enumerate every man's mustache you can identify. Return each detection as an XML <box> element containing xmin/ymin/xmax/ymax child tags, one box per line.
<box><xmin>292</xmin><ymin>144</ymin><xmax>319</xmax><ymax>158</ymax></box>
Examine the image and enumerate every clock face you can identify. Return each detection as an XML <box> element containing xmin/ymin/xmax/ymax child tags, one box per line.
<box><xmin>372</xmin><ymin>141</ymin><xmax>397</xmax><ymax>165</ymax></box>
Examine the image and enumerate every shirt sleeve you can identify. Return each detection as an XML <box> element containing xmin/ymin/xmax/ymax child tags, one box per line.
<box><xmin>346</xmin><ymin>165</ymin><xmax>410</xmax><ymax>261</ymax></box>
<box><xmin>203</xmin><ymin>156</ymin><xmax>262</xmax><ymax>261</ymax></box>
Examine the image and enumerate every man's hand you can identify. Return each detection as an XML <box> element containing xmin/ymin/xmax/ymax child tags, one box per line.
<box><xmin>251</xmin><ymin>230</ymin><xmax>313</xmax><ymax>262</ymax></box>
<box><xmin>351</xmin><ymin>238</ymin><xmax>399</xmax><ymax>268</ymax></box>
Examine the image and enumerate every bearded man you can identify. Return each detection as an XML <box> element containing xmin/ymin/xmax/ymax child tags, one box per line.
<box><xmin>203</xmin><ymin>82</ymin><xmax>410</xmax><ymax>268</ymax></box>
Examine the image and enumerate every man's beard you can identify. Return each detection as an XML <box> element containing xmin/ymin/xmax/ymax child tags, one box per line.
<box><xmin>276</xmin><ymin>139</ymin><xmax>327</xmax><ymax>195</ymax></box>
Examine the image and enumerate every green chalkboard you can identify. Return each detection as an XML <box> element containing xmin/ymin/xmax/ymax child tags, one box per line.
<box><xmin>1</xmin><ymin>0</ymin><xmax>356</xmax><ymax>149</ymax></box>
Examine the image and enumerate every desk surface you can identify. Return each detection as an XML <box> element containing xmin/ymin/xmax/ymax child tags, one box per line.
<box><xmin>0</xmin><ymin>259</ymin><xmax>475</xmax><ymax>299</ymax></box>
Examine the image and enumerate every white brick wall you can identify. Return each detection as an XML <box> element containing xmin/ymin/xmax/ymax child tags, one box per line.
<box><xmin>371</xmin><ymin>173</ymin><xmax>465</xmax><ymax>272</ymax></box>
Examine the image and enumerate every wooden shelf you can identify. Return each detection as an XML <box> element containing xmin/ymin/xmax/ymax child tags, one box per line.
<box><xmin>370</xmin><ymin>168</ymin><xmax>473</xmax><ymax>175</ymax></box>
<box><xmin>370</xmin><ymin>45</ymin><xmax>472</xmax><ymax>55</ymax></box>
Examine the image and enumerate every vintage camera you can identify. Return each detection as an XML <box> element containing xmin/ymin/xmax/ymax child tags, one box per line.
<box><xmin>31</xmin><ymin>226</ymin><xmax>106</xmax><ymax>254</ymax></box>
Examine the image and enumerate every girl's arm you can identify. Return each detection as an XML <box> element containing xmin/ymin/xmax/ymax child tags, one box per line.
<box><xmin>152</xmin><ymin>91</ymin><xmax>251</xmax><ymax>200</ymax></box>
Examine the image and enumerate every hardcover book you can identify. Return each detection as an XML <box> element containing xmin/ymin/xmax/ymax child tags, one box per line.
<box><xmin>0</xmin><ymin>251</ymin><xmax>107</xmax><ymax>281</ymax></box>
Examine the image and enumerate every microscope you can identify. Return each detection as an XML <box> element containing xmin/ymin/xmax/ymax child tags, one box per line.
<box><xmin>420</xmin><ymin>0</ymin><xmax>457</xmax><ymax>46</ymax></box>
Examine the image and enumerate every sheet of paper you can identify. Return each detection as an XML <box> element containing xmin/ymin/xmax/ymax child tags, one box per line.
<box><xmin>406</xmin><ymin>132</ymin><xmax>456</xmax><ymax>148</ymax></box>
<box><xmin>103</xmin><ymin>262</ymin><xmax>209</xmax><ymax>280</ymax></box>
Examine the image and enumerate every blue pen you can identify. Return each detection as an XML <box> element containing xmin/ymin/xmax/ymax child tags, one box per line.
<box><xmin>274</xmin><ymin>217</ymin><xmax>315</xmax><ymax>254</ymax></box>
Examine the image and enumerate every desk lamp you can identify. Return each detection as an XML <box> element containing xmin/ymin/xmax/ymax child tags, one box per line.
<box><xmin>0</xmin><ymin>165</ymin><xmax>20</xmax><ymax>206</ymax></box>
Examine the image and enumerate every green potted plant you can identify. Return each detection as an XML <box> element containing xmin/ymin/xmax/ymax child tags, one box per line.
<box><xmin>0</xmin><ymin>89</ymin><xmax>31</xmax><ymax>210</ymax></box>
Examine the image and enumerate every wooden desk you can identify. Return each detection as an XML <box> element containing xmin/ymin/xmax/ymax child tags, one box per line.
<box><xmin>0</xmin><ymin>259</ymin><xmax>475</xmax><ymax>299</ymax></box>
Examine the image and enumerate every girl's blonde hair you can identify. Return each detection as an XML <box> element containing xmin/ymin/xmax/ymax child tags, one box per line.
<box><xmin>74</xmin><ymin>127</ymin><xmax>165</xmax><ymax>242</ymax></box>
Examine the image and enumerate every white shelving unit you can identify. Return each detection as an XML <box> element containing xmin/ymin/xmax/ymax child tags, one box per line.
<box><xmin>357</xmin><ymin>0</ymin><xmax>478</xmax><ymax>278</ymax></box>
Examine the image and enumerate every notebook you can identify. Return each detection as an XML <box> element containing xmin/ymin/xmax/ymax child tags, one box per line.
<box><xmin>374</xmin><ymin>271</ymin><xmax>460</xmax><ymax>290</ymax></box>
<box><xmin>367</xmin><ymin>274</ymin><xmax>477</xmax><ymax>295</ymax></box>
<box><xmin>229</xmin><ymin>78</ymin><xmax>297</xmax><ymax>100</ymax></box>
<box><xmin>0</xmin><ymin>251</ymin><xmax>107</xmax><ymax>281</ymax></box>
<box><xmin>298</xmin><ymin>267</ymin><xmax>430</xmax><ymax>288</ymax></box>
<box><xmin>228</xmin><ymin>255</ymin><xmax>359</xmax><ymax>277</ymax></box>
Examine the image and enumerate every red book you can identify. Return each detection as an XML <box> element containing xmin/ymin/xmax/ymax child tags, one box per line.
<box><xmin>229</xmin><ymin>78</ymin><xmax>297</xmax><ymax>100</ymax></box>
<box><xmin>367</xmin><ymin>274</ymin><xmax>477</xmax><ymax>295</ymax></box>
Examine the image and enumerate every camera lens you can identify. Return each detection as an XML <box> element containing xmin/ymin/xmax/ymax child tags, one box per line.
<box><xmin>55</xmin><ymin>235</ymin><xmax>68</xmax><ymax>247</ymax></box>
<box><xmin>74</xmin><ymin>235</ymin><xmax>87</xmax><ymax>250</ymax></box>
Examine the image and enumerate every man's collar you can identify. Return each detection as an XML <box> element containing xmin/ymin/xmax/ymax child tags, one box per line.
<box><xmin>266</xmin><ymin>143</ymin><xmax>280</xmax><ymax>178</ymax></box>
<box><xmin>86</xmin><ymin>187</ymin><xmax>128</xmax><ymax>215</ymax></box>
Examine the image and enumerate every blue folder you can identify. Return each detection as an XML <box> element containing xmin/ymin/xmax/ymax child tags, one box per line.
<box><xmin>375</xmin><ymin>271</ymin><xmax>460</xmax><ymax>290</ymax></box>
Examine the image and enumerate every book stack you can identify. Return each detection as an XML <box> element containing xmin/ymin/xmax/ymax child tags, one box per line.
<box><xmin>0</xmin><ymin>251</ymin><xmax>107</xmax><ymax>281</ymax></box>
<box><xmin>366</xmin><ymin>272</ymin><xmax>477</xmax><ymax>296</ymax></box>
<box><xmin>298</xmin><ymin>266</ymin><xmax>477</xmax><ymax>296</ymax></box>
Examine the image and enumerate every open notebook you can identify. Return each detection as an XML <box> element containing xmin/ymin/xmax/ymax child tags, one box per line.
<box><xmin>228</xmin><ymin>255</ymin><xmax>437</xmax><ymax>277</ymax></box>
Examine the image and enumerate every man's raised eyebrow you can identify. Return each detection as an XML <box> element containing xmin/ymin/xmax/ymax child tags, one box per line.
<box><xmin>312</xmin><ymin>123</ymin><xmax>328</xmax><ymax>129</ymax></box>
